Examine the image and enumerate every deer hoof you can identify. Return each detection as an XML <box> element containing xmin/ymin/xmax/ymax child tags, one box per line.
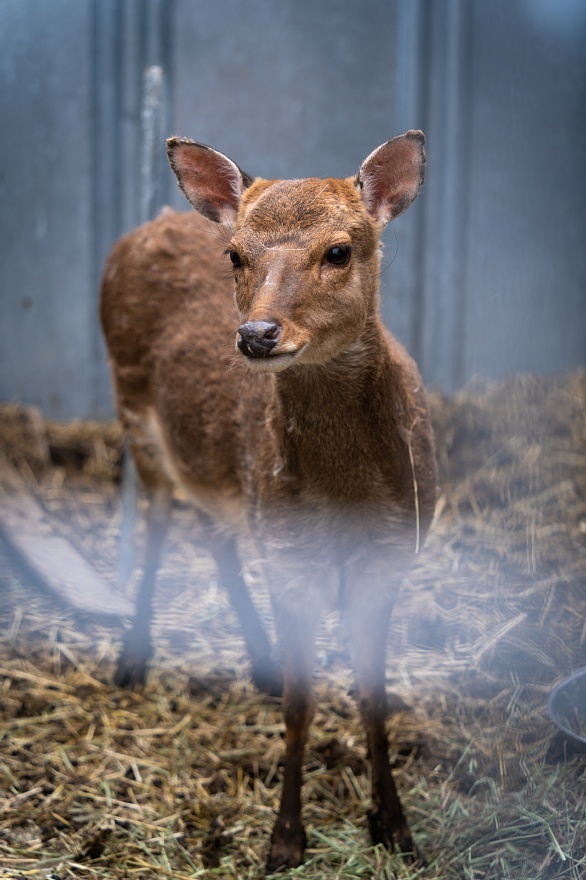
<box><xmin>114</xmin><ymin>631</ymin><xmax>152</xmax><ymax>689</ymax></box>
<box><xmin>266</xmin><ymin>817</ymin><xmax>306</xmax><ymax>874</ymax></box>
<box><xmin>368</xmin><ymin>809</ymin><xmax>422</xmax><ymax>863</ymax></box>
<box><xmin>251</xmin><ymin>657</ymin><xmax>283</xmax><ymax>698</ymax></box>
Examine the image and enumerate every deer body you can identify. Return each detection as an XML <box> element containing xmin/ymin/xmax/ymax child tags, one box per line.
<box><xmin>101</xmin><ymin>132</ymin><xmax>436</xmax><ymax>871</ymax></box>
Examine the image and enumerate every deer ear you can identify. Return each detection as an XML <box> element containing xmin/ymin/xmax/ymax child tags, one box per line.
<box><xmin>356</xmin><ymin>130</ymin><xmax>426</xmax><ymax>225</ymax></box>
<box><xmin>166</xmin><ymin>138</ymin><xmax>253</xmax><ymax>224</ymax></box>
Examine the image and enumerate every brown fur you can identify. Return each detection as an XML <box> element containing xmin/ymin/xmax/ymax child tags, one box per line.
<box><xmin>100</xmin><ymin>132</ymin><xmax>436</xmax><ymax>872</ymax></box>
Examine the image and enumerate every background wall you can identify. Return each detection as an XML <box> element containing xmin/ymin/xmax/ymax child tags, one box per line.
<box><xmin>1</xmin><ymin>0</ymin><xmax>585</xmax><ymax>418</ymax></box>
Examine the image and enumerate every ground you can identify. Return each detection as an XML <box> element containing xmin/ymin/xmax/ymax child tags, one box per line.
<box><xmin>0</xmin><ymin>371</ymin><xmax>585</xmax><ymax>879</ymax></box>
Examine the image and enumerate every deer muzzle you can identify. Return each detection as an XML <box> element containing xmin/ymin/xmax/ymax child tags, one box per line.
<box><xmin>237</xmin><ymin>321</ymin><xmax>282</xmax><ymax>358</ymax></box>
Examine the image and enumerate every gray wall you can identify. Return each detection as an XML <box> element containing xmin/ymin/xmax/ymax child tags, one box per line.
<box><xmin>0</xmin><ymin>1</ymin><xmax>95</xmax><ymax>416</ymax></box>
<box><xmin>1</xmin><ymin>0</ymin><xmax>585</xmax><ymax>417</ymax></box>
<box><xmin>390</xmin><ymin>0</ymin><xmax>586</xmax><ymax>389</ymax></box>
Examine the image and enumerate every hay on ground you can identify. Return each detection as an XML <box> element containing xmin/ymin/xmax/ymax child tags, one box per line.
<box><xmin>0</xmin><ymin>371</ymin><xmax>585</xmax><ymax>879</ymax></box>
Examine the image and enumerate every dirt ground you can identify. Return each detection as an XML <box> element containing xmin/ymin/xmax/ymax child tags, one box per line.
<box><xmin>0</xmin><ymin>371</ymin><xmax>585</xmax><ymax>879</ymax></box>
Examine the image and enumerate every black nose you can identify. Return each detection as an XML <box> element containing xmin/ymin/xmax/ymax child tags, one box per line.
<box><xmin>237</xmin><ymin>320</ymin><xmax>282</xmax><ymax>358</ymax></box>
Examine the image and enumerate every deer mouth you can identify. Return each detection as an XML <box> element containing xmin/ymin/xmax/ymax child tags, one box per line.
<box><xmin>239</xmin><ymin>345</ymin><xmax>307</xmax><ymax>372</ymax></box>
<box><xmin>235</xmin><ymin>320</ymin><xmax>308</xmax><ymax>371</ymax></box>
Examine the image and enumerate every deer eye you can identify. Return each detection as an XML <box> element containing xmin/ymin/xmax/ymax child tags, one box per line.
<box><xmin>325</xmin><ymin>245</ymin><xmax>351</xmax><ymax>266</ymax></box>
<box><xmin>228</xmin><ymin>249</ymin><xmax>242</xmax><ymax>268</ymax></box>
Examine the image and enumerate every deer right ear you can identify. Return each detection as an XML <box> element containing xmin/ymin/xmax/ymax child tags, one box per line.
<box><xmin>356</xmin><ymin>130</ymin><xmax>426</xmax><ymax>225</ymax></box>
<box><xmin>166</xmin><ymin>138</ymin><xmax>253</xmax><ymax>224</ymax></box>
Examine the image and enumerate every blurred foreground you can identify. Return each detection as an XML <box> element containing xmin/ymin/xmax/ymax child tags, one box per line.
<box><xmin>0</xmin><ymin>371</ymin><xmax>585</xmax><ymax>878</ymax></box>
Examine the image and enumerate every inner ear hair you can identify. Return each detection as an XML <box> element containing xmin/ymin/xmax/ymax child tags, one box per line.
<box><xmin>357</xmin><ymin>130</ymin><xmax>426</xmax><ymax>225</ymax></box>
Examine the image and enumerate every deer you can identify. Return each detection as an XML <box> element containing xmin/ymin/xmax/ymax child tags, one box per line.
<box><xmin>100</xmin><ymin>130</ymin><xmax>436</xmax><ymax>872</ymax></box>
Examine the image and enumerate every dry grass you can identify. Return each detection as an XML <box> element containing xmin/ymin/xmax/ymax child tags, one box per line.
<box><xmin>0</xmin><ymin>370</ymin><xmax>585</xmax><ymax>878</ymax></box>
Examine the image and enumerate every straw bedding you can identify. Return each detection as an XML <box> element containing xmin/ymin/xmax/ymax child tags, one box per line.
<box><xmin>0</xmin><ymin>370</ymin><xmax>585</xmax><ymax>878</ymax></box>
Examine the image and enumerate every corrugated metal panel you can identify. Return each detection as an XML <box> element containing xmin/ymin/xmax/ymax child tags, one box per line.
<box><xmin>392</xmin><ymin>0</ymin><xmax>586</xmax><ymax>390</ymax></box>
<box><xmin>389</xmin><ymin>0</ymin><xmax>475</xmax><ymax>388</ymax></box>
<box><xmin>461</xmin><ymin>0</ymin><xmax>586</xmax><ymax>384</ymax></box>
<box><xmin>170</xmin><ymin>0</ymin><xmax>397</xmax><ymax>182</ymax></box>
<box><xmin>91</xmin><ymin>0</ymin><xmax>173</xmax><ymax>416</ymax></box>
<box><xmin>0</xmin><ymin>0</ymin><xmax>173</xmax><ymax>418</ymax></box>
<box><xmin>0</xmin><ymin>0</ymin><xmax>95</xmax><ymax>417</ymax></box>
<box><xmin>0</xmin><ymin>0</ymin><xmax>584</xmax><ymax>416</ymax></box>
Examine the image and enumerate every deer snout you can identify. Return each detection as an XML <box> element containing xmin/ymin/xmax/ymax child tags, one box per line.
<box><xmin>237</xmin><ymin>320</ymin><xmax>282</xmax><ymax>358</ymax></box>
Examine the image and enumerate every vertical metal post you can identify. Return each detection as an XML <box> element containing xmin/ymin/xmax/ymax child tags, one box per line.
<box><xmin>140</xmin><ymin>65</ymin><xmax>165</xmax><ymax>225</ymax></box>
<box><xmin>419</xmin><ymin>0</ymin><xmax>473</xmax><ymax>390</ymax></box>
<box><xmin>118</xmin><ymin>64</ymin><xmax>166</xmax><ymax>588</ymax></box>
<box><xmin>389</xmin><ymin>0</ymin><xmax>428</xmax><ymax>360</ymax></box>
<box><xmin>393</xmin><ymin>0</ymin><xmax>473</xmax><ymax>390</ymax></box>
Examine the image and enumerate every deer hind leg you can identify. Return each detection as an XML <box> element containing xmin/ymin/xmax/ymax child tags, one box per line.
<box><xmin>343</xmin><ymin>585</ymin><xmax>417</xmax><ymax>860</ymax></box>
<box><xmin>117</xmin><ymin>445</ymin><xmax>138</xmax><ymax>588</ymax></box>
<box><xmin>114</xmin><ymin>458</ymin><xmax>172</xmax><ymax>689</ymax></box>
<box><xmin>266</xmin><ymin>592</ymin><xmax>323</xmax><ymax>873</ymax></box>
<box><xmin>200</xmin><ymin>514</ymin><xmax>282</xmax><ymax>696</ymax></box>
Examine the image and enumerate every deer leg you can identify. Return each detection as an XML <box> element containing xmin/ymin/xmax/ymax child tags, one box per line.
<box><xmin>266</xmin><ymin>597</ymin><xmax>321</xmax><ymax>873</ymax></box>
<box><xmin>117</xmin><ymin>445</ymin><xmax>138</xmax><ymax>588</ymax></box>
<box><xmin>344</xmin><ymin>593</ymin><xmax>417</xmax><ymax>860</ymax></box>
<box><xmin>115</xmin><ymin>483</ymin><xmax>172</xmax><ymax>688</ymax></box>
<box><xmin>202</xmin><ymin>519</ymin><xmax>282</xmax><ymax>696</ymax></box>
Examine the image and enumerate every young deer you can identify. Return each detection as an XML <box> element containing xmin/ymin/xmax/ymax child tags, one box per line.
<box><xmin>100</xmin><ymin>131</ymin><xmax>436</xmax><ymax>871</ymax></box>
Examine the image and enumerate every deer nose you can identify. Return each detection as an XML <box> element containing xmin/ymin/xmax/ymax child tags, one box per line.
<box><xmin>237</xmin><ymin>320</ymin><xmax>282</xmax><ymax>358</ymax></box>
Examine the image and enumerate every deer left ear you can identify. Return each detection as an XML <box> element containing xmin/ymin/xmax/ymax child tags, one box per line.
<box><xmin>356</xmin><ymin>130</ymin><xmax>426</xmax><ymax>225</ymax></box>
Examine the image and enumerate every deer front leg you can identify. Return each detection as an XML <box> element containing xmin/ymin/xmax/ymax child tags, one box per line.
<box><xmin>266</xmin><ymin>593</ymin><xmax>322</xmax><ymax>873</ymax></box>
<box><xmin>343</xmin><ymin>583</ymin><xmax>417</xmax><ymax>860</ymax></box>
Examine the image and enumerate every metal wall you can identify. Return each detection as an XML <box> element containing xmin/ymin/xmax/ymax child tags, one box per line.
<box><xmin>1</xmin><ymin>0</ymin><xmax>585</xmax><ymax>417</ymax></box>
<box><xmin>1</xmin><ymin>0</ymin><xmax>95</xmax><ymax>417</ymax></box>
<box><xmin>0</xmin><ymin>0</ymin><xmax>173</xmax><ymax>418</ymax></box>
<box><xmin>391</xmin><ymin>0</ymin><xmax>586</xmax><ymax>389</ymax></box>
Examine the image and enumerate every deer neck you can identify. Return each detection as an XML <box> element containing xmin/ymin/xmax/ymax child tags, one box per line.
<box><xmin>276</xmin><ymin>315</ymin><xmax>386</xmax><ymax>403</ymax></box>
<box><xmin>266</xmin><ymin>316</ymin><xmax>399</xmax><ymax>501</ymax></box>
